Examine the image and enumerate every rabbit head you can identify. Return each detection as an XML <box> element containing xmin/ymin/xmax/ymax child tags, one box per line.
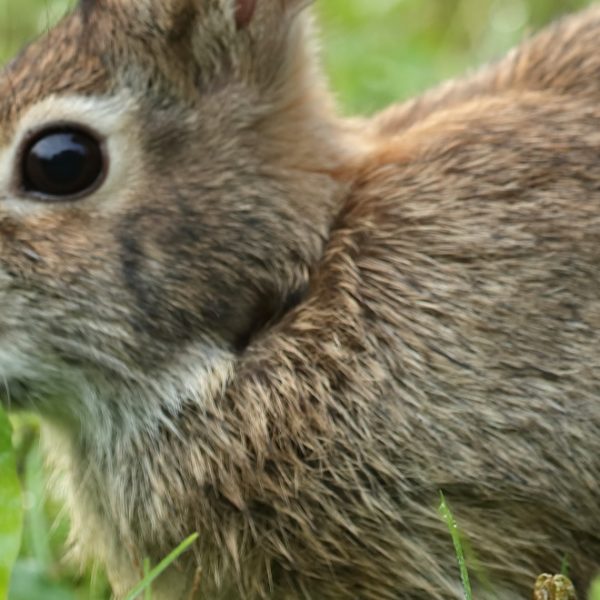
<box><xmin>0</xmin><ymin>0</ymin><xmax>352</xmax><ymax>429</ymax></box>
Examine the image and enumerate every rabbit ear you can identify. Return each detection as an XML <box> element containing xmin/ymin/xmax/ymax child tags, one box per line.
<box><xmin>92</xmin><ymin>0</ymin><xmax>317</xmax><ymax>95</ymax></box>
<box><xmin>234</xmin><ymin>0</ymin><xmax>312</xmax><ymax>29</ymax></box>
<box><xmin>235</xmin><ymin>0</ymin><xmax>257</xmax><ymax>29</ymax></box>
<box><xmin>169</xmin><ymin>0</ymin><xmax>317</xmax><ymax>94</ymax></box>
<box><xmin>129</xmin><ymin>0</ymin><xmax>312</xmax><ymax>30</ymax></box>
<box><xmin>231</xmin><ymin>0</ymin><xmax>316</xmax><ymax>91</ymax></box>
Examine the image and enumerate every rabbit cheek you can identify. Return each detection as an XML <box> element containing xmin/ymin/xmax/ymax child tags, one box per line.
<box><xmin>0</xmin><ymin>212</ymin><xmax>110</xmax><ymax>314</ymax></box>
<box><xmin>0</xmin><ymin>216</ymin><xmax>52</xmax><ymax>280</ymax></box>
<box><xmin>118</xmin><ymin>232</ymin><xmax>198</xmax><ymax>349</ymax></box>
<box><xmin>114</xmin><ymin>202</ymin><xmax>273</xmax><ymax>362</ymax></box>
<box><xmin>116</xmin><ymin>225</ymin><xmax>232</xmax><ymax>359</ymax></box>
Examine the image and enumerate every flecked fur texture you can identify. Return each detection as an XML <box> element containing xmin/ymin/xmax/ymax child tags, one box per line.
<box><xmin>0</xmin><ymin>1</ymin><xmax>599</xmax><ymax>598</ymax></box>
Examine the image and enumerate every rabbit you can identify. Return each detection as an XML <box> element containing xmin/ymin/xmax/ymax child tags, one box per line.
<box><xmin>0</xmin><ymin>0</ymin><xmax>599</xmax><ymax>598</ymax></box>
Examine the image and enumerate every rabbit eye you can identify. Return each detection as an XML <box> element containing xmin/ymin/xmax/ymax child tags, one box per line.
<box><xmin>21</xmin><ymin>126</ymin><xmax>106</xmax><ymax>200</ymax></box>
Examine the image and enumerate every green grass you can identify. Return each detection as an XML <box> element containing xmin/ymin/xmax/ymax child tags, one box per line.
<box><xmin>590</xmin><ymin>579</ymin><xmax>600</xmax><ymax>600</ymax></box>
<box><xmin>0</xmin><ymin>409</ymin><xmax>22</xmax><ymax>600</ymax></box>
<box><xmin>0</xmin><ymin>1</ymin><xmax>599</xmax><ymax>598</ymax></box>
<box><xmin>3</xmin><ymin>411</ymin><xmax>199</xmax><ymax>600</ymax></box>
<box><xmin>318</xmin><ymin>0</ymin><xmax>593</xmax><ymax>113</ymax></box>
<box><xmin>439</xmin><ymin>494</ymin><xmax>473</xmax><ymax>600</ymax></box>
<box><xmin>8</xmin><ymin>419</ymin><xmax>110</xmax><ymax>600</ymax></box>
<box><xmin>123</xmin><ymin>534</ymin><xmax>199</xmax><ymax>600</ymax></box>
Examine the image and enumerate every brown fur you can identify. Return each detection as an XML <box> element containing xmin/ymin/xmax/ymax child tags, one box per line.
<box><xmin>1</xmin><ymin>1</ymin><xmax>599</xmax><ymax>598</ymax></box>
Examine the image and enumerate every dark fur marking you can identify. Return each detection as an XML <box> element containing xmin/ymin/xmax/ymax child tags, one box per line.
<box><xmin>78</xmin><ymin>0</ymin><xmax>98</xmax><ymax>22</ymax></box>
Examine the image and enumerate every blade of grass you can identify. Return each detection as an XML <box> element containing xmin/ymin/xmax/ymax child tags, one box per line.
<box><xmin>561</xmin><ymin>555</ymin><xmax>570</xmax><ymax>577</ymax></box>
<box><xmin>24</xmin><ymin>443</ymin><xmax>53</xmax><ymax>571</ymax></box>
<box><xmin>589</xmin><ymin>577</ymin><xmax>600</xmax><ymax>600</ymax></box>
<box><xmin>143</xmin><ymin>558</ymin><xmax>151</xmax><ymax>600</ymax></box>
<box><xmin>123</xmin><ymin>533</ymin><xmax>199</xmax><ymax>600</ymax></box>
<box><xmin>0</xmin><ymin>407</ymin><xmax>23</xmax><ymax>600</ymax></box>
<box><xmin>439</xmin><ymin>493</ymin><xmax>473</xmax><ymax>600</ymax></box>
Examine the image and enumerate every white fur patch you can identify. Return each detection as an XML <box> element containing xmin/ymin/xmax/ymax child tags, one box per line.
<box><xmin>72</xmin><ymin>341</ymin><xmax>235</xmax><ymax>455</ymax></box>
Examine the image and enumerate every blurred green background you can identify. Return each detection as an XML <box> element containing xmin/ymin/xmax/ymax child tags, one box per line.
<box><xmin>0</xmin><ymin>0</ymin><xmax>594</xmax><ymax>598</ymax></box>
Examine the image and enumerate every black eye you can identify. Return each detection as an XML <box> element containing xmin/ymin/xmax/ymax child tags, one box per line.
<box><xmin>21</xmin><ymin>127</ymin><xmax>106</xmax><ymax>200</ymax></box>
